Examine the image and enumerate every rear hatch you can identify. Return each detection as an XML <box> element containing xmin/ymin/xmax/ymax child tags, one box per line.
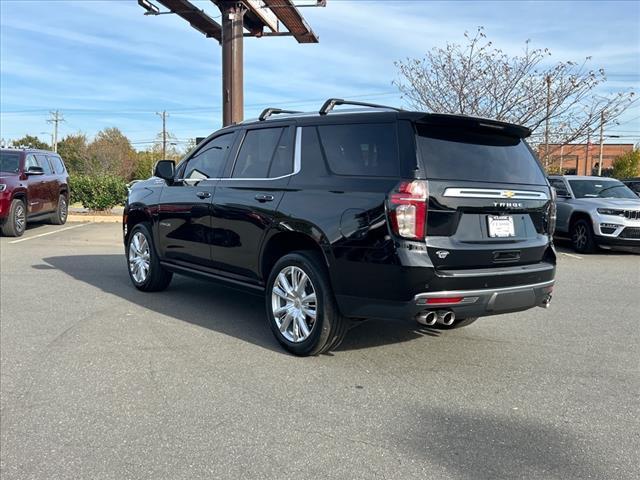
<box><xmin>413</xmin><ymin>115</ymin><xmax>553</xmax><ymax>269</ymax></box>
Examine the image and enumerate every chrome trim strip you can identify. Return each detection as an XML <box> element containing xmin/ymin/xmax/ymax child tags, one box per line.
<box><xmin>414</xmin><ymin>280</ymin><xmax>555</xmax><ymax>303</ymax></box>
<box><xmin>443</xmin><ymin>188</ymin><xmax>548</xmax><ymax>200</ymax></box>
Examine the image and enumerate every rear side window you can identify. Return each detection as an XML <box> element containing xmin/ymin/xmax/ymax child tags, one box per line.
<box><xmin>549</xmin><ymin>178</ymin><xmax>570</xmax><ymax>197</ymax></box>
<box><xmin>185</xmin><ymin>133</ymin><xmax>235</xmax><ymax>180</ymax></box>
<box><xmin>317</xmin><ymin>123</ymin><xmax>399</xmax><ymax>177</ymax></box>
<box><xmin>47</xmin><ymin>155</ymin><xmax>66</xmax><ymax>174</ymax></box>
<box><xmin>416</xmin><ymin>125</ymin><xmax>547</xmax><ymax>185</ymax></box>
<box><xmin>232</xmin><ymin>128</ymin><xmax>287</xmax><ymax>178</ymax></box>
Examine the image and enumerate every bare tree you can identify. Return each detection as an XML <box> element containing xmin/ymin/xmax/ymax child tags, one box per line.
<box><xmin>394</xmin><ymin>27</ymin><xmax>636</xmax><ymax>166</ymax></box>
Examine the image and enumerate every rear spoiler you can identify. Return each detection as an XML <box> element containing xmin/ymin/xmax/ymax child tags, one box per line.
<box><xmin>416</xmin><ymin>113</ymin><xmax>531</xmax><ymax>139</ymax></box>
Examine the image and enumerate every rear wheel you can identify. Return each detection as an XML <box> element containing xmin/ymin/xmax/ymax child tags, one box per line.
<box><xmin>430</xmin><ymin>317</ymin><xmax>478</xmax><ymax>330</ymax></box>
<box><xmin>266</xmin><ymin>251</ymin><xmax>348</xmax><ymax>356</ymax></box>
<box><xmin>570</xmin><ymin>218</ymin><xmax>597</xmax><ymax>253</ymax></box>
<box><xmin>49</xmin><ymin>194</ymin><xmax>68</xmax><ymax>225</ymax></box>
<box><xmin>1</xmin><ymin>199</ymin><xmax>26</xmax><ymax>237</ymax></box>
<box><xmin>126</xmin><ymin>223</ymin><xmax>173</xmax><ymax>292</ymax></box>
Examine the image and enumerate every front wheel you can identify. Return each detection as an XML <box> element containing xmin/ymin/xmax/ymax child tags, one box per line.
<box><xmin>126</xmin><ymin>223</ymin><xmax>173</xmax><ymax>292</ymax></box>
<box><xmin>1</xmin><ymin>198</ymin><xmax>26</xmax><ymax>237</ymax></box>
<box><xmin>571</xmin><ymin>219</ymin><xmax>597</xmax><ymax>254</ymax></box>
<box><xmin>266</xmin><ymin>251</ymin><xmax>348</xmax><ymax>356</ymax></box>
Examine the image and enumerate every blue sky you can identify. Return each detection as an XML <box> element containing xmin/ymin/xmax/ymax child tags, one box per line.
<box><xmin>1</xmin><ymin>0</ymin><xmax>639</xmax><ymax>150</ymax></box>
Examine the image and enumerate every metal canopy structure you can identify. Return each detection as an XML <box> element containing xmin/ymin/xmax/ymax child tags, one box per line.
<box><xmin>140</xmin><ymin>0</ymin><xmax>322</xmax><ymax>126</ymax></box>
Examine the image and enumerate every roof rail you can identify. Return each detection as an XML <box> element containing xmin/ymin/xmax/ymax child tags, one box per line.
<box><xmin>259</xmin><ymin>108</ymin><xmax>303</xmax><ymax>121</ymax></box>
<box><xmin>319</xmin><ymin>98</ymin><xmax>402</xmax><ymax>115</ymax></box>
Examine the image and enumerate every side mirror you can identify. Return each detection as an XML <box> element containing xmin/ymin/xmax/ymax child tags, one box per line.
<box><xmin>26</xmin><ymin>166</ymin><xmax>44</xmax><ymax>176</ymax></box>
<box><xmin>154</xmin><ymin>160</ymin><xmax>175</xmax><ymax>182</ymax></box>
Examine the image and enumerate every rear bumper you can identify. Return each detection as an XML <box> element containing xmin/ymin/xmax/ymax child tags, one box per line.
<box><xmin>337</xmin><ymin>279</ymin><xmax>554</xmax><ymax>321</ymax></box>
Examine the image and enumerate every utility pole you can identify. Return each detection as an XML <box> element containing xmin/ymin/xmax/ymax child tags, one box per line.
<box><xmin>597</xmin><ymin>110</ymin><xmax>605</xmax><ymax>177</ymax></box>
<box><xmin>156</xmin><ymin>110</ymin><xmax>168</xmax><ymax>159</ymax></box>
<box><xmin>584</xmin><ymin>131</ymin><xmax>591</xmax><ymax>175</ymax></box>
<box><xmin>47</xmin><ymin>110</ymin><xmax>64</xmax><ymax>152</ymax></box>
<box><xmin>543</xmin><ymin>75</ymin><xmax>552</xmax><ymax>169</ymax></box>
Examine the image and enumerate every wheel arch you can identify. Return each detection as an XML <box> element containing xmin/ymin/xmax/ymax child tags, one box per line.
<box><xmin>260</xmin><ymin>228</ymin><xmax>332</xmax><ymax>283</ymax></box>
<box><xmin>125</xmin><ymin>205</ymin><xmax>153</xmax><ymax>243</ymax></box>
<box><xmin>569</xmin><ymin>211</ymin><xmax>593</xmax><ymax>229</ymax></box>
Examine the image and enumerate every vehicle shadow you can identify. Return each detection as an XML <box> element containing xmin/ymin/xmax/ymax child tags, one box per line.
<box><xmin>397</xmin><ymin>406</ymin><xmax>605</xmax><ymax>480</ymax></box>
<box><xmin>41</xmin><ymin>254</ymin><xmax>442</xmax><ymax>355</ymax></box>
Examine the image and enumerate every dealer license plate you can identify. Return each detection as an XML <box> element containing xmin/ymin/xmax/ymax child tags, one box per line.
<box><xmin>487</xmin><ymin>215</ymin><xmax>515</xmax><ymax>238</ymax></box>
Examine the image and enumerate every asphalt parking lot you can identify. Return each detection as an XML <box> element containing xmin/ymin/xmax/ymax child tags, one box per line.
<box><xmin>1</xmin><ymin>222</ymin><xmax>638</xmax><ymax>480</ymax></box>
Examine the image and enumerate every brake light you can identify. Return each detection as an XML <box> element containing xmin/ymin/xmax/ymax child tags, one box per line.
<box><xmin>548</xmin><ymin>186</ymin><xmax>557</xmax><ymax>235</ymax></box>
<box><xmin>388</xmin><ymin>180</ymin><xmax>428</xmax><ymax>239</ymax></box>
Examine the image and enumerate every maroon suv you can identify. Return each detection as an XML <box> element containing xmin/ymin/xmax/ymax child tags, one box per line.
<box><xmin>0</xmin><ymin>148</ymin><xmax>69</xmax><ymax>237</ymax></box>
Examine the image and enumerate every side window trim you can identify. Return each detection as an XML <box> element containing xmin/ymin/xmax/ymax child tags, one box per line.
<box><xmin>220</xmin><ymin>126</ymin><xmax>301</xmax><ymax>181</ymax></box>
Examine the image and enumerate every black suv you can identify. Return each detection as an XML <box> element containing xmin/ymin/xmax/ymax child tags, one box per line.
<box><xmin>124</xmin><ymin>99</ymin><xmax>556</xmax><ymax>356</ymax></box>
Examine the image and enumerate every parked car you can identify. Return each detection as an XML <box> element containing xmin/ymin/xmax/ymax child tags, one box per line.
<box><xmin>124</xmin><ymin>99</ymin><xmax>556</xmax><ymax>356</ymax></box>
<box><xmin>621</xmin><ymin>177</ymin><xmax>640</xmax><ymax>197</ymax></box>
<box><xmin>548</xmin><ymin>175</ymin><xmax>640</xmax><ymax>253</ymax></box>
<box><xmin>0</xmin><ymin>148</ymin><xmax>69</xmax><ymax>237</ymax></box>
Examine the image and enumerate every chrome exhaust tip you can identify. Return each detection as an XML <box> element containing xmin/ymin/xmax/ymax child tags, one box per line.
<box><xmin>416</xmin><ymin>311</ymin><xmax>438</xmax><ymax>326</ymax></box>
<box><xmin>540</xmin><ymin>294</ymin><xmax>552</xmax><ymax>309</ymax></box>
<box><xmin>437</xmin><ymin>310</ymin><xmax>456</xmax><ymax>326</ymax></box>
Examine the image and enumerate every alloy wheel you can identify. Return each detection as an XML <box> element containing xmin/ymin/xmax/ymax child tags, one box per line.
<box><xmin>271</xmin><ymin>266</ymin><xmax>317</xmax><ymax>343</ymax></box>
<box><xmin>59</xmin><ymin>197</ymin><xmax>67</xmax><ymax>222</ymax></box>
<box><xmin>128</xmin><ymin>232</ymin><xmax>151</xmax><ymax>283</ymax></box>
<box><xmin>15</xmin><ymin>203</ymin><xmax>26</xmax><ymax>234</ymax></box>
<box><xmin>573</xmin><ymin>224</ymin><xmax>587</xmax><ymax>250</ymax></box>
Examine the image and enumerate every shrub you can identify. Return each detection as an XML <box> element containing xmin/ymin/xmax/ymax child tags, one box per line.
<box><xmin>70</xmin><ymin>175</ymin><xmax>128</xmax><ymax>211</ymax></box>
<box><xmin>611</xmin><ymin>150</ymin><xmax>640</xmax><ymax>179</ymax></box>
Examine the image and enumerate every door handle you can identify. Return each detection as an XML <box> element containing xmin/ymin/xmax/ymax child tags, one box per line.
<box><xmin>255</xmin><ymin>194</ymin><xmax>275</xmax><ymax>203</ymax></box>
<box><xmin>196</xmin><ymin>191</ymin><xmax>211</xmax><ymax>199</ymax></box>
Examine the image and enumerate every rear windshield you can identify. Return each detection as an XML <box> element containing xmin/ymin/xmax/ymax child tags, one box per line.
<box><xmin>416</xmin><ymin>125</ymin><xmax>546</xmax><ymax>185</ymax></box>
<box><xmin>0</xmin><ymin>151</ymin><xmax>21</xmax><ymax>173</ymax></box>
<box><xmin>568</xmin><ymin>179</ymin><xmax>637</xmax><ymax>199</ymax></box>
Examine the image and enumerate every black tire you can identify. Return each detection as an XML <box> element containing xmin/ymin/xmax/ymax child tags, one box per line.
<box><xmin>1</xmin><ymin>198</ymin><xmax>27</xmax><ymax>237</ymax></box>
<box><xmin>49</xmin><ymin>194</ymin><xmax>68</xmax><ymax>225</ymax></box>
<box><xmin>265</xmin><ymin>251</ymin><xmax>347</xmax><ymax>356</ymax></box>
<box><xmin>126</xmin><ymin>223</ymin><xmax>173</xmax><ymax>292</ymax></box>
<box><xmin>429</xmin><ymin>317</ymin><xmax>478</xmax><ymax>330</ymax></box>
<box><xmin>570</xmin><ymin>218</ymin><xmax>597</xmax><ymax>254</ymax></box>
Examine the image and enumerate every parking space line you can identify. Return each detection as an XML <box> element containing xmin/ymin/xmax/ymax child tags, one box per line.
<box><xmin>559</xmin><ymin>252</ymin><xmax>583</xmax><ymax>260</ymax></box>
<box><xmin>8</xmin><ymin>223</ymin><xmax>91</xmax><ymax>244</ymax></box>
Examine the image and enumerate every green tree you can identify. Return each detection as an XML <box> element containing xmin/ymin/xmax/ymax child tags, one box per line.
<box><xmin>611</xmin><ymin>150</ymin><xmax>640</xmax><ymax>179</ymax></box>
<box><xmin>87</xmin><ymin>127</ymin><xmax>137</xmax><ymax>180</ymax></box>
<box><xmin>133</xmin><ymin>150</ymin><xmax>156</xmax><ymax>180</ymax></box>
<box><xmin>13</xmin><ymin>135</ymin><xmax>49</xmax><ymax>150</ymax></box>
<box><xmin>57</xmin><ymin>133</ymin><xmax>89</xmax><ymax>174</ymax></box>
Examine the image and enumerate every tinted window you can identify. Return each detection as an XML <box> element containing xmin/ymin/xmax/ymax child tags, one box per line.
<box><xmin>233</xmin><ymin>128</ymin><xmax>284</xmax><ymax>178</ymax></box>
<box><xmin>35</xmin><ymin>154</ymin><xmax>52</xmax><ymax>174</ymax></box>
<box><xmin>0</xmin><ymin>151</ymin><xmax>20</xmax><ymax>173</ymax></box>
<box><xmin>317</xmin><ymin>123</ymin><xmax>399</xmax><ymax>177</ymax></box>
<box><xmin>568</xmin><ymin>179</ymin><xmax>637</xmax><ymax>199</ymax></box>
<box><xmin>268</xmin><ymin>129</ymin><xmax>294</xmax><ymax>178</ymax></box>
<box><xmin>185</xmin><ymin>133</ymin><xmax>234</xmax><ymax>180</ymax></box>
<box><xmin>416</xmin><ymin>126</ymin><xmax>547</xmax><ymax>185</ymax></box>
<box><xmin>48</xmin><ymin>155</ymin><xmax>65</xmax><ymax>174</ymax></box>
<box><xmin>549</xmin><ymin>178</ymin><xmax>570</xmax><ymax>196</ymax></box>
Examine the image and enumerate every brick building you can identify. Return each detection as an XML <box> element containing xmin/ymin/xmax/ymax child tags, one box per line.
<box><xmin>538</xmin><ymin>143</ymin><xmax>634</xmax><ymax>175</ymax></box>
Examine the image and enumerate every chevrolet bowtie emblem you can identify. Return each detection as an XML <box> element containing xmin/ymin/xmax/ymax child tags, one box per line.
<box><xmin>503</xmin><ymin>191</ymin><xmax>515</xmax><ymax>198</ymax></box>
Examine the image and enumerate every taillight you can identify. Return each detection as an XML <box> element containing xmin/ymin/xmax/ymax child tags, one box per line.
<box><xmin>388</xmin><ymin>180</ymin><xmax>428</xmax><ymax>239</ymax></box>
<box><xmin>548</xmin><ymin>187</ymin><xmax>557</xmax><ymax>236</ymax></box>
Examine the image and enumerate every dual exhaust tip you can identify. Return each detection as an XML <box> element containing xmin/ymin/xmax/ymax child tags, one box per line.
<box><xmin>416</xmin><ymin>310</ymin><xmax>455</xmax><ymax>327</ymax></box>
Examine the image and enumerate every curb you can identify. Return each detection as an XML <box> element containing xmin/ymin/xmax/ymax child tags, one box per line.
<box><xmin>67</xmin><ymin>214</ymin><xmax>122</xmax><ymax>223</ymax></box>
